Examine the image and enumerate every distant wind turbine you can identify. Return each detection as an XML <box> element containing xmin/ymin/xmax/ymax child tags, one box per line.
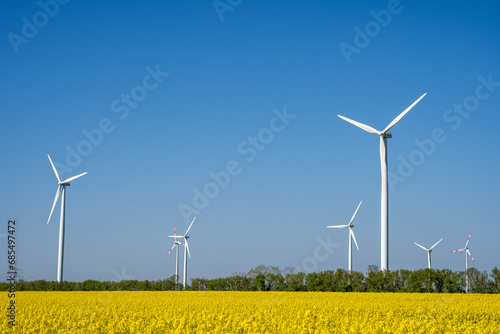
<box><xmin>451</xmin><ymin>232</ymin><xmax>475</xmax><ymax>293</ymax></box>
<box><xmin>414</xmin><ymin>238</ymin><xmax>442</xmax><ymax>269</ymax></box>
<box><xmin>327</xmin><ymin>201</ymin><xmax>362</xmax><ymax>272</ymax></box>
<box><xmin>167</xmin><ymin>224</ymin><xmax>184</xmax><ymax>288</ymax></box>
<box><xmin>338</xmin><ymin>93</ymin><xmax>427</xmax><ymax>270</ymax></box>
<box><xmin>46</xmin><ymin>154</ymin><xmax>87</xmax><ymax>282</ymax></box>
<box><xmin>168</xmin><ymin>217</ymin><xmax>196</xmax><ymax>289</ymax></box>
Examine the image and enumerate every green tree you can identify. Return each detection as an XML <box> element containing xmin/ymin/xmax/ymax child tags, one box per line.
<box><xmin>348</xmin><ymin>271</ymin><xmax>365</xmax><ymax>292</ymax></box>
<box><xmin>254</xmin><ymin>274</ymin><xmax>267</xmax><ymax>291</ymax></box>
<box><xmin>286</xmin><ymin>272</ymin><xmax>306</xmax><ymax>291</ymax></box>
<box><xmin>365</xmin><ymin>265</ymin><xmax>384</xmax><ymax>292</ymax></box>
<box><xmin>191</xmin><ymin>277</ymin><xmax>209</xmax><ymax>291</ymax></box>
<box><xmin>332</xmin><ymin>269</ymin><xmax>350</xmax><ymax>292</ymax></box>
<box><xmin>305</xmin><ymin>272</ymin><xmax>321</xmax><ymax>291</ymax></box>
<box><xmin>490</xmin><ymin>267</ymin><xmax>500</xmax><ymax>294</ymax></box>
<box><xmin>265</xmin><ymin>266</ymin><xmax>284</xmax><ymax>291</ymax></box>
<box><xmin>468</xmin><ymin>268</ymin><xmax>489</xmax><ymax>293</ymax></box>
<box><xmin>436</xmin><ymin>269</ymin><xmax>459</xmax><ymax>293</ymax></box>
<box><xmin>408</xmin><ymin>270</ymin><xmax>423</xmax><ymax>293</ymax></box>
<box><xmin>421</xmin><ymin>269</ymin><xmax>435</xmax><ymax>293</ymax></box>
<box><xmin>398</xmin><ymin>269</ymin><xmax>411</xmax><ymax>292</ymax></box>
<box><xmin>248</xmin><ymin>265</ymin><xmax>271</xmax><ymax>291</ymax></box>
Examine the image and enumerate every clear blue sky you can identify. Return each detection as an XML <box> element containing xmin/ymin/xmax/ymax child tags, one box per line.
<box><xmin>1</xmin><ymin>0</ymin><xmax>499</xmax><ymax>282</ymax></box>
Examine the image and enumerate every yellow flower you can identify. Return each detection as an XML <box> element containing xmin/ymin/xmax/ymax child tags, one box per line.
<box><xmin>1</xmin><ymin>291</ymin><xmax>500</xmax><ymax>333</ymax></box>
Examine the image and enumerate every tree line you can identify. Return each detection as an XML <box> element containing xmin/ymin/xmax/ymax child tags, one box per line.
<box><xmin>2</xmin><ymin>265</ymin><xmax>499</xmax><ymax>293</ymax></box>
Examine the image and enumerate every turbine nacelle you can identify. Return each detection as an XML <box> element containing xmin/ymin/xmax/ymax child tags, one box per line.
<box><xmin>451</xmin><ymin>233</ymin><xmax>475</xmax><ymax>262</ymax></box>
<box><xmin>451</xmin><ymin>233</ymin><xmax>476</xmax><ymax>293</ymax></box>
<box><xmin>166</xmin><ymin>236</ymin><xmax>184</xmax><ymax>256</ymax></box>
<box><xmin>46</xmin><ymin>154</ymin><xmax>87</xmax><ymax>225</ymax></box>
<box><xmin>168</xmin><ymin>217</ymin><xmax>196</xmax><ymax>259</ymax></box>
<box><xmin>338</xmin><ymin>93</ymin><xmax>427</xmax><ymax>271</ymax></box>
<box><xmin>45</xmin><ymin>154</ymin><xmax>87</xmax><ymax>282</ymax></box>
<box><xmin>327</xmin><ymin>200</ymin><xmax>362</xmax><ymax>271</ymax></box>
<box><xmin>338</xmin><ymin>93</ymin><xmax>427</xmax><ymax>137</ymax></box>
<box><xmin>414</xmin><ymin>238</ymin><xmax>442</xmax><ymax>269</ymax></box>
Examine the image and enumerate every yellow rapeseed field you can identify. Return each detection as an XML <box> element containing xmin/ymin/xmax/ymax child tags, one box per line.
<box><xmin>2</xmin><ymin>291</ymin><xmax>499</xmax><ymax>333</ymax></box>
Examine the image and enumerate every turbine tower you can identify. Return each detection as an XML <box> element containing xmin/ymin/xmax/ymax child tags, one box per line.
<box><xmin>168</xmin><ymin>217</ymin><xmax>196</xmax><ymax>289</ymax></box>
<box><xmin>338</xmin><ymin>93</ymin><xmax>426</xmax><ymax>270</ymax></box>
<box><xmin>167</xmin><ymin>224</ymin><xmax>184</xmax><ymax>288</ymax></box>
<box><xmin>413</xmin><ymin>238</ymin><xmax>442</xmax><ymax>269</ymax></box>
<box><xmin>327</xmin><ymin>201</ymin><xmax>362</xmax><ymax>272</ymax></box>
<box><xmin>46</xmin><ymin>154</ymin><xmax>87</xmax><ymax>282</ymax></box>
<box><xmin>451</xmin><ymin>232</ymin><xmax>475</xmax><ymax>293</ymax></box>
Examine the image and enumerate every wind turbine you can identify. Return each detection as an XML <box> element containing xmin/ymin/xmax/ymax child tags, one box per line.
<box><xmin>327</xmin><ymin>200</ymin><xmax>362</xmax><ymax>272</ymax></box>
<box><xmin>167</xmin><ymin>225</ymin><xmax>184</xmax><ymax>288</ymax></box>
<box><xmin>338</xmin><ymin>93</ymin><xmax>427</xmax><ymax>270</ymax></box>
<box><xmin>414</xmin><ymin>238</ymin><xmax>442</xmax><ymax>269</ymax></box>
<box><xmin>46</xmin><ymin>154</ymin><xmax>87</xmax><ymax>282</ymax></box>
<box><xmin>168</xmin><ymin>217</ymin><xmax>196</xmax><ymax>289</ymax></box>
<box><xmin>451</xmin><ymin>232</ymin><xmax>475</xmax><ymax>293</ymax></box>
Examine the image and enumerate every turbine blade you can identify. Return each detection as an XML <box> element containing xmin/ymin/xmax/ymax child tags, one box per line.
<box><xmin>168</xmin><ymin>235</ymin><xmax>183</xmax><ymax>239</ymax></box>
<box><xmin>467</xmin><ymin>250</ymin><xmax>476</xmax><ymax>263</ymax></box>
<box><xmin>184</xmin><ymin>217</ymin><xmax>196</xmax><ymax>236</ymax></box>
<box><xmin>337</xmin><ymin>115</ymin><xmax>380</xmax><ymax>135</ymax></box>
<box><xmin>166</xmin><ymin>242</ymin><xmax>177</xmax><ymax>256</ymax></box>
<box><xmin>62</xmin><ymin>172</ymin><xmax>88</xmax><ymax>184</ymax></box>
<box><xmin>348</xmin><ymin>200</ymin><xmax>362</xmax><ymax>226</ymax></box>
<box><xmin>47</xmin><ymin>186</ymin><xmax>61</xmax><ymax>224</ymax></box>
<box><xmin>350</xmin><ymin>228</ymin><xmax>359</xmax><ymax>251</ymax></box>
<box><xmin>451</xmin><ymin>248</ymin><xmax>465</xmax><ymax>253</ymax></box>
<box><xmin>47</xmin><ymin>154</ymin><xmax>61</xmax><ymax>183</ymax></box>
<box><xmin>414</xmin><ymin>242</ymin><xmax>428</xmax><ymax>251</ymax></box>
<box><xmin>184</xmin><ymin>238</ymin><xmax>191</xmax><ymax>258</ymax></box>
<box><xmin>173</xmin><ymin>224</ymin><xmax>176</xmax><ymax>236</ymax></box>
<box><xmin>382</xmin><ymin>93</ymin><xmax>427</xmax><ymax>134</ymax></box>
<box><xmin>465</xmin><ymin>232</ymin><xmax>472</xmax><ymax>248</ymax></box>
<box><xmin>327</xmin><ymin>225</ymin><xmax>348</xmax><ymax>228</ymax></box>
<box><xmin>429</xmin><ymin>238</ymin><xmax>443</xmax><ymax>250</ymax></box>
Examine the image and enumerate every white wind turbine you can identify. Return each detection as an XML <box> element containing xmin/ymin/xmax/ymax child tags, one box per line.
<box><xmin>414</xmin><ymin>238</ymin><xmax>443</xmax><ymax>269</ymax></box>
<box><xmin>46</xmin><ymin>154</ymin><xmax>87</xmax><ymax>282</ymax></box>
<box><xmin>451</xmin><ymin>232</ymin><xmax>475</xmax><ymax>293</ymax></box>
<box><xmin>168</xmin><ymin>217</ymin><xmax>196</xmax><ymax>289</ymax></box>
<box><xmin>338</xmin><ymin>93</ymin><xmax>427</xmax><ymax>270</ymax></box>
<box><xmin>327</xmin><ymin>201</ymin><xmax>362</xmax><ymax>272</ymax></box>
<box><xmin>167</xmin><ymin>224</ymin><xmax>184</xmax><ymax>288</ymax></box>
